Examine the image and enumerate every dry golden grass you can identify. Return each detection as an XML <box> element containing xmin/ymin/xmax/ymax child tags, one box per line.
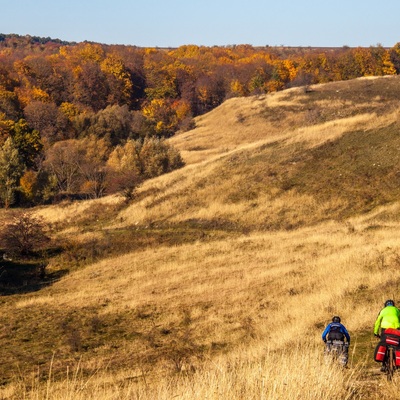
<box><xmin>108</xmin><ymin>76</ymin><xmax>400</xmax><ymax>232</ymax></box>
<box><xmin>169</xmin><ymin>89</ymin><xmax>305</xmax><ymax>165</ymax></box>
<box><xmin>3</xmin><ymin>76</ymin><xmax>400</xmax><ymax>399</ymax></box>
<box><xmin>6</xmin><ymin>213</ymin><xmax>400</xmax><ymax>398</ymax></box>
<box><xmin>170</xmin><ymin>75</ymin><xmax>400</xmax><ymax>165</ymax></box>
<box><xmin>34</xmin><ymin>194</ymin><xmax>123</xmax><ymax>225</ymax></box>
<box><xmin>2</xmin><ymin>344</ymin><xmax>363</xmax><ymax>399</ymax></box>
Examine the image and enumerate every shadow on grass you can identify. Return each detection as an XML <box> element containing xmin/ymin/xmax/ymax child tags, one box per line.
<box><xmin>0</xmin><ymin>259</ymin><xmax>69</xmax><ymax>296</ymax></box>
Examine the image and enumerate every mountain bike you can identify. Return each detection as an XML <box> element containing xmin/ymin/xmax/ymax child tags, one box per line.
<box><xmin>324</xmin><ymin>340</ymin><xmax>348</xmax><ymax>367</ymax></box>
<box><xmin>375</xmin><ymin>331</ymin><xmax>400</xmax><ymax>380</ymax></box>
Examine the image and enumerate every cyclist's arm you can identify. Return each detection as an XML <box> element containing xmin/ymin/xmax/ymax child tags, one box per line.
<box><xmin>322</xmin><ymin>324</ymin><xmax>330</xmax><ymax>341</ymax></box>
<box><xmin>341</xmin><ymin>325</ymin><xmax>350</xmax><ymax>343</ymax></box>
<box><xmin>374</xmin><ymin>312</ymin><xmax>383</xmax><ymax>335</ymax></box>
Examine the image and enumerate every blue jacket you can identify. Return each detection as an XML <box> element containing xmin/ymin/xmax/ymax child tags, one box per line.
<box><xmin>322</xmin><ymin>322</ymin><xmax>350</xmax><ymax>343</ymax></box>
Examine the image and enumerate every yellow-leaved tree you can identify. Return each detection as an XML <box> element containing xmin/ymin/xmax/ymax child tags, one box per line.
<box><xmin>101</xmin><ymin>54</ymin><xmax>133</xmax><ymax>105</ymax></box>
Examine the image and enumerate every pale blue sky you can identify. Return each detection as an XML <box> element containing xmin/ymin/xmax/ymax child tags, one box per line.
<box><xmin>1</xmin><ymin>0</ymin><xmax>399</xmax><ymax>48</ymax></box>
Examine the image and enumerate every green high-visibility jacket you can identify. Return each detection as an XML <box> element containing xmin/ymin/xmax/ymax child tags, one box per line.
<box><xmin>374</xmin><ymin>306</ymin><xmax>400</xmax><ymax>335</ymax></box>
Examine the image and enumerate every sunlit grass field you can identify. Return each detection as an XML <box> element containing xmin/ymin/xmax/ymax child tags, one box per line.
<box><xmin>2</xmin><ymin>76</ymin><xmax>400</xmax><ymax>399</ymax></box>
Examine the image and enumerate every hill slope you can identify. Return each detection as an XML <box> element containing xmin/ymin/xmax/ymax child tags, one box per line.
<box><xmin>2</xmin><ymin>76</ymin><xmax>400</xmax><ymax>398</ymax></box>
<box><xmin>111</xmin><ymin>75</ymin><xmax>400</xmax><ymax>231</ymax></box>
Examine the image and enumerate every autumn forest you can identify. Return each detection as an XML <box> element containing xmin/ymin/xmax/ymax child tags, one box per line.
<box><xmin>1</xmin><ymin>33</ymin><xmax>400</xmax><ymax>208</ymax></box>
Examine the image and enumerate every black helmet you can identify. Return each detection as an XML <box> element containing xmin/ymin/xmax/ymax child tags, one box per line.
<box><xmin>385</xmin><ymin>299</ymin><xmax>395</xmax><ymax>307</ymax></box>
<box><xmin>332</xmin><ymin>316</ymin><xmax>341</xmax><ymax>323</ymax></box>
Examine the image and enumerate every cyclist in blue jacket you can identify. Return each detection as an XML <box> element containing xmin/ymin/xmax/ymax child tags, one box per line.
<box><xmin>322</xmin><ymin>316</ymin><xmax>351</xmax><ymax>344</ymax></box>
<box><xmin>322</xmin><ymin>316</ymin><xmax>351</xmax><ymax>366</ymax></box>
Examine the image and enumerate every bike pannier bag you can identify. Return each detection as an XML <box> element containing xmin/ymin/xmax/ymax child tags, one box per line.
<box><xmin>384</xmin><ymin>328</ymin><xmax>400</xmax><ymax>337</ymax></box>
<box><xmin>385</xmin><ymin>328</ymin><xmax>400</xmax><ymax>336</ymax></box>
<box><xmin>383</xmin><ymin>328</ymin><xmax>400</xmax><ymax>346</ymax></box>
<box><xmin>374</xmin><ymin>345</ymin><xmax>386</xmax><ymax>362</ymax></box>
<box><xmin>386</xmin><ymin>335</ymin><xmax>400</xmax><ymax>346</ymax></box>
<box><xmin>396</xmin><ymin>350</ymin><xmax>400</xmax><ymax>367</ymax></box>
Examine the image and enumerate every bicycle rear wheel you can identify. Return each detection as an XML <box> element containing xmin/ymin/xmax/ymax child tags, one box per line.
<box><xmin>386</xmin><ymin>347</ymin><xmax>396</xmax><ymax>381</ymax></box>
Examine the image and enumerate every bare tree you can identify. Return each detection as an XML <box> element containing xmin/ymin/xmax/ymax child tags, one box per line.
<box><xmin>0</xmin><ymin>212</ymin><xmax>50</xmax><ymax>257</ymax></box>
<box><xmin>43</xmin><ymin>139</ymin><xmax>82</xmax><ymax>193</ymax></box>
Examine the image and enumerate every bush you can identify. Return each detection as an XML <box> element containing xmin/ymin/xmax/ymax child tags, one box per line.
<box><xmin>0</xmin><ymin>212</ymin><xmax>50</xmax><ymax>257</ymax></box>
<box><xmin>139</xmin><ymin>137</ymin><xmax>185</xmax><ymax>179</ymax></box>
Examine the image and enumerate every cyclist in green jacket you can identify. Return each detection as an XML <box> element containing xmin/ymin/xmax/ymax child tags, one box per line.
<box><xmin>374</xmin><ymin>299</ymin><xmax>400</xmax><ymax>338</ymax></box>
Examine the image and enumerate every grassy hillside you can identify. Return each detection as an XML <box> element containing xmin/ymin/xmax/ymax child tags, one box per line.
<box><xmin>1</xmin><ymin>76</ymin><xmax>400</xmax><ymax>398</ymax></box>
<box><xmin>115</xmin><ymin>75</ymin><xmax>400</xmax><ymax>231</ymax></box>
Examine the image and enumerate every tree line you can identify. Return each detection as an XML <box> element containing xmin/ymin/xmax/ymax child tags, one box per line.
<box><xmin>1</xmin><ymin>34</ymin><xmax>400</xmax><ymax>207</ymax></box>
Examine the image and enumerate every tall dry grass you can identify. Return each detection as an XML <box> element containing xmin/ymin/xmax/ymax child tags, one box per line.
<box><xmin>6</xmin><ymin>214</ymin><xmax>400</xmax><ymax>399</ymax></box>
<box><xmin>1</xmin><ymin>343</ymin><xmax>363</xmax><ymax>400</ymax></box>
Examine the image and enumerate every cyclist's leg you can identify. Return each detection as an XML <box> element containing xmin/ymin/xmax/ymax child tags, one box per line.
<box><xmin>341</xmin><ymin>343</ymin><xmax>349</xmax><ymax>366</ymax></box>
<box><xmin>324</xmin><ymin>341</ymin><xmax>332</xmax><ymax>354</ymax></box>
<box><xmin>324</xmin><ymin>341</ymin><xmax>332</xmax><ymax>363</ymax></box>
<box><xmin>337</xmin><ymin>341</ymin><xmax>347</xmax><ymax>366</ymax></box>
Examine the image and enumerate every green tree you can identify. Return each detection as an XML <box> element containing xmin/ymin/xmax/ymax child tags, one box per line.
<box><xmin>0</xmin><ymin>137</ymin><xmax>25</xmax><ymax>207</ymax></box>
<box><xmin>10</xmin><ymin>119</ymin><xmax>43</xmax><ymax>169</ymax></box>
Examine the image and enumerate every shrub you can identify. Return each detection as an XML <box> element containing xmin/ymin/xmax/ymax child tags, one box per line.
<box><xmin>139</xmin><ymin>137</ymin><xmax>185</xmax><ymax>179</ymax></box>
<box><xmin>0</xmin><ymin>212</ymin><xmax>50</xmax><ymax>257</ymax></box>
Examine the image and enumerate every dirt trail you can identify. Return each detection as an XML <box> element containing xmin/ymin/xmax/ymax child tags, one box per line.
<box><xmin>352</xmin><ymin>367</ymin><xmax>400</xmax><ymax>399</ymax></box>
<box><xmin>338</xmin><ymin>332</ymin><xmax>400</xmax><ymax>398</ymax></box>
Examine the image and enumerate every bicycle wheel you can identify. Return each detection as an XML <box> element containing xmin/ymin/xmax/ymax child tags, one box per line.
<box><xmin>386</xmin><ymin>347</ymin><xmax>395</xmax><ymax>381</ymax></box>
